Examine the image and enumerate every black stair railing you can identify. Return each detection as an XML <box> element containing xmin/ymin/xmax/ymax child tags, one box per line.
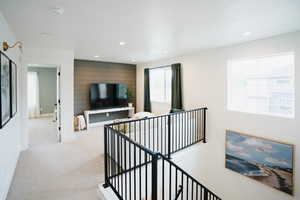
<box><xmin>103</xmin><ymin>107</ymin><xmax>221</xmax><ymax>200</ymax></box>
<box><xmin>174</xmin><ymin>185</ymin><xmax>183</xmax><ymax>200</ymax></box>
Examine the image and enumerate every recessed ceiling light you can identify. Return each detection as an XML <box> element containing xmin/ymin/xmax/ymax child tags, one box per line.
<box><xmin>119</xmin><ymin>41</ymin><xmax>126</xmax><ymax>46</ymax></box>
<box><xmin>242</xmin><ymin>32</ymin><xmax>252</xmax><ymax>37</ymax></box>
<box><xmin>94</xmin><ymin>55</ymin><xmax>100</xmax><ymax>58</ymax></box>
<box><xmin>50</xmin><ymin>7</ymin><xmax>65</xmax><ymax>15</ymax></box>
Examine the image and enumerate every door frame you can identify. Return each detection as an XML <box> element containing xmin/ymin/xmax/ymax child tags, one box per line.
<box><xmin>25</xmin><ymin>64</ymin><xmax>62</xmax><ymax>144</ymax></box>
<box><xmin>56</xmin><ymin>67</ymin><xmax>62</xmax><ymax>142</ymax></box>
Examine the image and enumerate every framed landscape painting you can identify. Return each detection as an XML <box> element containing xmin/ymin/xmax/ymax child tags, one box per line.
<box><xmin>0</xmin><ymin>51</ymin><xmax>11</xmax><ymax>128</ymax></box>
<box><xmin>226</xmin><ymin>130</ymin><xmax>294</xmax><ymax>195</ymax></box>
<box><xmin>10</xmin><ymin>61</ymin><xmax>17</xmax><ymax>116</ymax></box>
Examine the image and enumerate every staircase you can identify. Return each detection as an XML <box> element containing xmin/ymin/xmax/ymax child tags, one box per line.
<box><xmin>102</xmin><ymin>108</ymin><xmax>221</xmax><ymax>200</ymax></box>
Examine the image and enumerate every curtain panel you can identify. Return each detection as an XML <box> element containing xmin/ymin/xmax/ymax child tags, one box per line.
<box><xmin>144</xmin><ymin>68</ymin><xmax>151</xmax><ymax>112</ymax></box>
<box><xmin>171</xmin><ymin>63</ymin><xmax>183</xmax><ymax>112</ymax></box>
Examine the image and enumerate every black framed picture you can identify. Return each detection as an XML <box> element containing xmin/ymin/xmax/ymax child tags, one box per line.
<box><xmin>0</xmin><ymin>51</ymin><xmax>11</xmax><ymax>128</ymax></box>
<box><xmin>10</xmin><ymin>61</ymin><xmax>17</xmax><ymax>117</ymax></box>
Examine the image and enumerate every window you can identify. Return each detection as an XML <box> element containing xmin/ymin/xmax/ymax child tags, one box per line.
<box><xmin>150</xmin><ymin>67</ymin><xmax>172</xmax><ymax>103</ymax></box>
<box><xmin>227</xmin><ymin>53</ymin><xmax>295</xmax><ymax>118</ymax></box>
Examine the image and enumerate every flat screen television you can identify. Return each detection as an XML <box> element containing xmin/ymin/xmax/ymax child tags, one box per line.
<box><xmin>90</xmin><ymin>83</ymin><xmax>128</xmax><ymax>109</ymax></box>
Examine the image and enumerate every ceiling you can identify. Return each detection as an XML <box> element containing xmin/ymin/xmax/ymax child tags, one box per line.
<box><xmin>1</xmin><ymin>0</ymin><xmax>300</xmax><ymax>64</ymax></box>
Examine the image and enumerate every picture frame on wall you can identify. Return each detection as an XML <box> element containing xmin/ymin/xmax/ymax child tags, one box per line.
<box><xmin>10</xmin><ymin>60</ymin><xmax>17</xmax><ymax>117</ymax></box>
<box><xmin>0</xmin><ymin>51</ymin><xmax>12</xmax><ymax>128</ymax></box>
<box><xmin>225</xmin><ymin>130</ymin><xmax>294</xmax><ymax>195</ymax></box>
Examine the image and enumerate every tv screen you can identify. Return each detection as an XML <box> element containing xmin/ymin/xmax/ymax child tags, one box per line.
<box><xmin>90</xmin><ymin>83</ymin><xmax>128</xmax><ymax>109</ymax></box>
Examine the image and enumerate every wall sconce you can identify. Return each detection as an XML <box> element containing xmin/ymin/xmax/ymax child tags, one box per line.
<box><xmin>2</xmin><ymin>41</ymin><xmax>23</xmax><ymax>52</ymax></box>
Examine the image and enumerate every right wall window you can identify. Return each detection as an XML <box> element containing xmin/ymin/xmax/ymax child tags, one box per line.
<box><xmin>227</xmin><ymin>52</ymin><xmax>295</xmax><ymax>118</ymax></box>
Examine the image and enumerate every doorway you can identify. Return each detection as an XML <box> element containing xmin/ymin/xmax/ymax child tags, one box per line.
<box><xmin>27</xmin><ymin>65</ymin><xmax>61</xmax><ymax>146</ymax></box>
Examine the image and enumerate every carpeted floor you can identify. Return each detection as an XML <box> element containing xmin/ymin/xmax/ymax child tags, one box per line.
<box><xmin>7</xmin><ymin>118</ymin><xmax>104</xmax><ymax>200</ymax></box>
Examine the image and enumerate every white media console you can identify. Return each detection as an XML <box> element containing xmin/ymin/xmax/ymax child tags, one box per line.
<box><xmin>84</xmin><ymin>107</ymin><xmax>135</xmax><ymax>129</ymax></box>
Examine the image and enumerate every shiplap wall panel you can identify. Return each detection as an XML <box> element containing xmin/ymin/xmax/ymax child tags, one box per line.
<box><xmin>74</xmin><ymin>60</ymin><xmax>136</xmax><ymax>115</ymax></box>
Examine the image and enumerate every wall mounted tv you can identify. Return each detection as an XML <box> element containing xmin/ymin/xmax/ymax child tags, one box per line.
<box><xmin>90</xmin><ymin>83</ymin><xmax>128</xmax><ymax>109</ymax></box>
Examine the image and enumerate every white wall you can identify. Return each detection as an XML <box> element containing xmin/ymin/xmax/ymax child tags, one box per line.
<box><xmin>23</xmin><ymin>48</ymin><xmax>75</xmax><ymax>143</ymax></box>
<box><xmin>0</xmin><ymin>13</ymin><xmax>22</xmax><ymax>200</ymax></box>
<box><xmin>137</xmin><ymin>31</ymin><xmax>300</xmax><ymax>200</ymax></box>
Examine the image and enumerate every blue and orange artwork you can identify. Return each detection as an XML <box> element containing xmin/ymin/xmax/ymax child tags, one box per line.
<box><xmin>226</xmin><ymin>130</ymin><xmax>294</xmax><ymax>195</ymax></box>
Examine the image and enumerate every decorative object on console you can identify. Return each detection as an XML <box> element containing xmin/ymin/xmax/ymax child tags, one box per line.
<box><xmin>225</xmin><ymin>130</ymin><xmax>294</xmax><ymax>195</ymax></box>
<box><xmin>133</xmin><ymin>112</ymin><xmax>155</xmax><ymax>119</ymax></box>
<box><xmin>127</xmin><ymin>88</ymin><xmax>134</xmax><ymax>107</ymax></box>
<box><xmin>0</xmin><ymin>51</ymin><xmax>11</xmax><ymax>128</ymax></box>
<box><xmin>74</xmin><ymin>115</ymin><xmax>86</xmax><ymax>131</ymax></box>
<box><xmin>112</xmin><ymin>112</ymin><xmax>155</xmax><ymax>134</ymax></box>
<box><xmin>112</xmin><ymin>119</ymin><xmax>129</xmax><ymax>134</ymax></box>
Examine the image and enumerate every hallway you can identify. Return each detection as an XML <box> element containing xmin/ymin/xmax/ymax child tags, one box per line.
<box><xmin>7</xmin><ymin>118</ymin><xmax>104</xmax><ymax>200</ymax></box>
<box><xmin>28</xmin><ymin>117</ymin><xmax>57</xmax><ymax>147</ymax></box>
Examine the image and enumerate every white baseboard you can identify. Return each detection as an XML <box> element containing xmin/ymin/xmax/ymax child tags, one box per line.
<box><xmin>39</xmin><ymin>113</ymin><xmax>53</xmax><ymax>118</ymax></box>
<box><xmin>97</xmin><ymin>183</ymin><xmax>118</xmax><ymax>200</ymax></box>
<box><xmin>28</xmin><ymin>113</ymin><xmax>53</xmax><ymax>119</ymax></box>
<box><xmin>0</xmin><ymin>151</ymin><xmax>20</xmax><ymax>200</ymax></box>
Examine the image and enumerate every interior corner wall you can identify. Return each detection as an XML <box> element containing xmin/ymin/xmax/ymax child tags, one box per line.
<box><xmin>0</xmin><ymin>12</ymin><xmax>22</xmax><ymax>200</ymax></box>
<box><xmin>136</xmin><ymin>31</ymin><xmax>300</xmax><ymax>200</ymax></box>
<box><xmin>23</xmin><ymin>48</ymin><xmax>75</xmax><ymax>142</ymax></box>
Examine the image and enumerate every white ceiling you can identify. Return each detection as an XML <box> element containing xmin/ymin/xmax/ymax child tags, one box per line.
<box><xmin>1</xmin><ymin>0</ymin><xmax>300</xmax><ymax>64</ymax></box>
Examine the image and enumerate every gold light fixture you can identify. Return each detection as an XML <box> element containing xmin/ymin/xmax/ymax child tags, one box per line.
<box><xmin>2</xmin><ymin>41</ymin><xmax>23</xmax><ymax>52</ymax></box>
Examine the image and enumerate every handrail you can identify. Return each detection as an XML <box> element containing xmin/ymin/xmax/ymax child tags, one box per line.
<box><xmin>105</xmin><ymin>107</ymin><xmax>208</xmax><ymax>126</ymax></box>
<box><xmin>158</xmin><ymin>153</ymin><xmax>221</xmax><ymax>200</ymax></box>
<box><xmin>105</xmin><ymin>126</ymin><xmax>156</xmax><ymax>155</ymax></box>
<box><xmin>103</xmin><ymin>107</ymin><xmax>221</xmax><ymax>200</ymax></box>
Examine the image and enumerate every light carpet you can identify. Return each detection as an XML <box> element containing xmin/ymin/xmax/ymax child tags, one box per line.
<box><xmin>7</xmin><ymin>118</ymin><xmax>104</xmax><ymax>200</ymax></box>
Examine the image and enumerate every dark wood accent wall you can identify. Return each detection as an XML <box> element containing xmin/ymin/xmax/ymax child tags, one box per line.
<box><xmin>74</xmin><ymin>60</ymin><xmax>136</xmax><ymax>115</ymax></box>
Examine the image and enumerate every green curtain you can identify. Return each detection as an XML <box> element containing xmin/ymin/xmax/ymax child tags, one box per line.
<box><xmin>144</xmin><ymin>68</ymin><xmax>151</xmax><ymax>112</ymax></box>
<box><xmin>171</xmin><ymin>63</ymin><xmax>183</xmax><ymax>112</ymax></box>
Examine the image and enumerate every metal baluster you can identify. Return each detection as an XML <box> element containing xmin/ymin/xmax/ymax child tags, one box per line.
<box><xmin>152</xmin><ymin>153</ymin><xmax>158</xmax><ymax>200</ymax></box>
<box><xmin>186</xmin><ymin>178</ymin><xmax>189</xmax><ymax>200</ymax></box>
<box><xmin>117</xmin><ymin>132</ymin><xmax>120</xmax><ymax>193</ymax></box>
<box><xmin>134</xmin><ymin>145</ymin><xmax>136</xmax><ymax>200</ymax></box>
<box><xmin>203</xmin><ymin>109</ymin><xmax>207</xmax><ymax>143</ymax></box>
<box><xmin>129</xmin><ymin>123</ymin><xmax>132</xmax><ymax>200</ymax></box>
<box><xmin>103</xmin><ymin>127</ymin><xmax>109</xmax><ymax>188</ymax></box>
<box><xmin>196</xmin><ymin>185</ymin><xmax>198</xmax><ymax>200</ymax></box>
<box><xmin>139</xmin><ymin>144</ymin><xmax>142</xmax><ymax>200</ymax></box>
<box><xmin>156</xmin><ymin>118</ymin><xmax>159</xmax><ymax>152</ymax></box>
<box><xmin>161</xmin><ymin>116</ymin><xmax>163</xmax><ymax>154</ymax></box>
<box><xmin>169</xmin><ymin>161</ymin><xmax>172</xmax><ymax>200</ymax></box>
<box><xmin>167</xmin><ymin>115</ymin><xmax>171</xmax><ymax>158</ymax></box>
<box><xmin>162</xmin><ymin>157</ymin><xmax>165</xmax><ymax>200</ymax></box>
<box><xmin>175</xmin><ymin>169</ymin><xmax>178</xmax><ymax>199</ymax></box>
<box><xmin>125</xmin><ymin>138</ymin><xmax>127</xmax><ymax>200</ymax></box>
<box><xmin>121</xmin><ymin>136</ymin><xmax>123</xmax><ymax>197</ymax></box>
<box><xmin>145</xmin><ymin>152</ymin><xmax>148</xmax><ymax>200</ymax></box>
<box><xmin>181</xmin><ymin>172</ymin><xmax>184</xmax><ymax>200</ymax></box>
<box><xmin>153</xmin><ymin>118</ymin><xmax>155</xmax><ymax>152</ymax></box>
<box><xmin>192</xmin><ymin>180</ymin><xmax>194</xmax><ymax>200</ymax></box>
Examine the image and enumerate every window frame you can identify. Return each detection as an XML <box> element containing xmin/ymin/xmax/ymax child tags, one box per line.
<box><xmin>149</xmin><ymin>66</ymin><xmax>172</xmax><ymax>104</ymax></box>
<box><xmin>226</xmin><ymin>52</ymin><xmax>295</xmax><ymax>119</ymax></box>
